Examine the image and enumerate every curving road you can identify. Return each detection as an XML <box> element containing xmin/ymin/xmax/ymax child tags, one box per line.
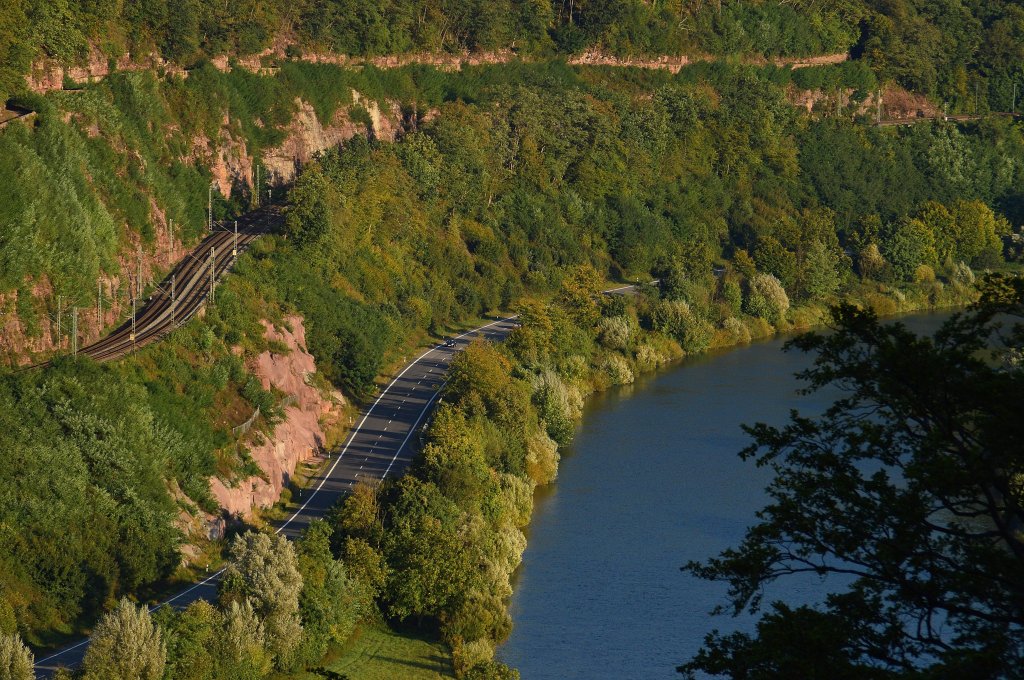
<box><xmin>33</xmin><ymin>314</ymin><xmax>519</xmax><ymax>676</ymax></box>
<box><xmin>34</xmin><ymin>278</ymin><xmax>649</xmax><ymax>676</ymax></box>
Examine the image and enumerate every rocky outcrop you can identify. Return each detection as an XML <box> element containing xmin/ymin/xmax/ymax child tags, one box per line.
<box><xmin>786</xmin><ymin>84</ymin><xmax>939</xmax><ymax>120</ymax></box>
<box><xmin>263</xmin><ymin>93</ymin><xmax>403</xmax><ymax>185</ymax></box>
<box><xmin>27</xmin><ymin>39</ymin><xmax>850</xmax><ymax>95</ymax></box>
<box><xmin>568</xmin><ymin>51</ymin><xmax>691</xmax><ymax>73</ymax></box>
<box><xmin>27</xmin><ymin>47</ymin><xmax>187</xmax><ymax>93</ymax></box>
<box><xmin>209</xmin><ymin>315</ymin><xmax>345</xmax><ymax>518</ymax></box>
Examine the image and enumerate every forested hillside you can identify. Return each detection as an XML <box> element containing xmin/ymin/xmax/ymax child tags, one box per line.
<box><xmin>2</xmin><ymin>1</ymin><xmax>1023</xmax><ymax>111</ymax></box>
<box><xmin>0</xmin><ymin>3</ymin><xmax>1023</xmax><ymax>677</ymax></box>
<box><xmin>264</xmin><ymin>59</ymin><xmax>1021</xmax><ymax>398</ymax></box>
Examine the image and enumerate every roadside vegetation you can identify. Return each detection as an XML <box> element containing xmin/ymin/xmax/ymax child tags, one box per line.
<box><xmin>0</xmin><ymin>4</ymin><xmax>1022</xmax><ymax>677</ymax></box>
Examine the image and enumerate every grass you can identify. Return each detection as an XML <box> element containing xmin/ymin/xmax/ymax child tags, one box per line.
<box><xmin>281</xmin><ymin>622</ymin><xmax>454</xmax><ymax>680</ymax></box>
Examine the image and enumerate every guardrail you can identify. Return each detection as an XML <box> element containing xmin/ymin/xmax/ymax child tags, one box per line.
<box><xmin>232</xmin><ymin>407</ymin><xmax>261</xmax><ymax>437</ymax></box>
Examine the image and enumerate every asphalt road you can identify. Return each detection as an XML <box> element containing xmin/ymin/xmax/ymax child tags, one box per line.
<box><xmin>33</xmin><ymin>315</ymin><xmax>520</xmax><ymax>676</ymax></box>
<box><xmin>33</xmin><ymin>283</ymin><xmax>649</xmax><ymax>676</ymax></box>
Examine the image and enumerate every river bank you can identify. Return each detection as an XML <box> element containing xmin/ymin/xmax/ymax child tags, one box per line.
<box><xmin>497</xmin><ymin>308</ymin><xmax>958</xmax><ymax>677</ymax></box>
<box><xmin>323</xmin><ymin>266</ymin><xmax>978</xmax><ymax>677</ymax></box>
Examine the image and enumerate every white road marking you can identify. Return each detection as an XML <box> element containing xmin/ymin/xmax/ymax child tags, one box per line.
<box><xmin>42</xmin><ymin>313</ymin><xmax>542</xmax><ymax>669</ymax></box>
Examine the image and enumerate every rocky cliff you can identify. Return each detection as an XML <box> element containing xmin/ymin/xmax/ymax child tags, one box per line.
<box><xmin>210</xmin><ymin>315</ymin><xmax>345</xmax><ymax>519</ymax></box>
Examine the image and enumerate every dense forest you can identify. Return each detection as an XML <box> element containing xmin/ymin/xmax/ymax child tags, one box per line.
<box><xmin>2</xmin><ymin>1</ymin><xmax>1024</xmax><ymax>111</ymax></box>
<box><xmin>0</xmin><ymin>2</ymin><xmax>1022</xmax><ymax>677</ymax></box>
<box><xmin>1</xmin><ymin>51</ymin><xmax>1023</xmax><ymax>676</ymax></box>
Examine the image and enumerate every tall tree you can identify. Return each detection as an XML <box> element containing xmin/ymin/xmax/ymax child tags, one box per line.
<box><xmin>220</xmin><ymin>532</ymin><xmax>304</xmax><ymax>668</ymax></box>
<box><xmin>0</xmin><ymin>632</ymin><xmax>33</xmax><ymax>680</ymax></box>
<box><xmin>681</xmin><ymin>275</ymin><xmax>1024</xmax><ymax>678</ymax></box>
<box><xmin>82</xmin><ymin>598</ymin><xmax>166</xmax><ymax>680</ymax></box>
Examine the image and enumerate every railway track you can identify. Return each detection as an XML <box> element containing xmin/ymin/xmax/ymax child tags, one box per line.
<box><xmin>39</xmin><ymin>205</ymin><xmax>280</xmax><ymax>366</ymax></box>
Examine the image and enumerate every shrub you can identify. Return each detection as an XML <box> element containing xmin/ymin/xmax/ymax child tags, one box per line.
<box><xmin>597</xmin><ymin>315</ymin><xmax>634</xmax><ymax>351</ymax></box>
<box><xmin>600</xmin><ymin>353</ymin><xmax>635</xmax><ymax>386</ymax></box>
<box><xmin>0</xmin><ymin>633</ymin><xmax>33</xmax><ymax>680</ymax></box>
<box><xmin>743</xmin><ymin>274</ymin><xmax>790</xmax><ymax>325</ymax></box>
<box><xmin>722</xmin><ymin>316</ymin><xmax>752</xmax><ymax>345</ymax></box>
<box><xmin>651</xmin><ymin>299</ymin><xmax>715</xmax><ymax>354</ymax></box>
<box><xmin>82</xmin><ymin>598</ymin><xmax>166</xmax><ymax>680</ymax></box>
<box><xmin>525</xmin><ymin>429</ymin><xmax>559</xmax><ymax>485</ymax></box>
<box><xmin>531</xmin><ymin>370</ymin><xmax>582</xmax><ymax>446</ymax></box>
<box><xmin>914</xmin><ymin>264</ymin><xmax>936</xmax><ymax>284</ymax></box>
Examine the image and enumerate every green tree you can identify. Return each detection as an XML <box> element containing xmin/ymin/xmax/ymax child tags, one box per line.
<box><xmin>743</xmin><ymin>274</ymin><xmax>790</xmax><ymax>325</ymax></box>
<box><xmin>882</xmin><ymin>217</ymin><xmax>937</xmax><ymax>281</ymax></box>
<box><xmin>950</xmin><ymin>199</ymin><xmax>1005</xmax><ymax>267</ymax></box>
<box><xmin>682</xmin><ymin>278</ymin><xmax>1024</xmax><ymax>678</ymax></box>
<box><xmin>801</xmin><ymin>239</ymin><xmax>844</xmax><ymax>301</ymax></box>
<box><xmin>754</xmin><ymin>236</ymin><xmax>797</xmax><ymax>290</ymax></box>
<box><xmin>295</xmin><ymin>520</ymin><xmax>362</xmax><ymax>662</ymax></box>
<box><xmin>0</xmin><ymin>632</ymin><xmax>32</xmax><ymax>680</ymax></box>
<box><xmin>159</xmin><ymin>600</ymin><xmax>220</xmax><ymax>680</ymax></box>
<box><xmin>221</xmin><ymin>599</ymin><xmax>273</xmax><ymax>679</ymax></box>
<box><xmin>381</xmin><ymin>477</ymin><xmax>476</xmax><ymax>621</ymax></box>
<box><xmin>82</xmin><ymin>598</ymin><xmax>166</xmax><ymax>680</ymax></box>
<box><xmin>220</xmin><ymin>531</ymin><xmax>304</xmax><ymax>668</ymax></box>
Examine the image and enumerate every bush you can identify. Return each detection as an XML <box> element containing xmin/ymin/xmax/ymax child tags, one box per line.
<box><xmin>0</xmin><ymin>633</ymin><xmax>33</xmax><ymax>680</ymax></box>
<box><xmin>525</xmin><ymin>429</ymin><xmax>559</xmax><ymax>485</ymax></box>
<box><xmin>82</xmin><ymin>598</ymin><xmax>166</xmax><ymax>680</ymax></box>
<box><xmin>597</xmin><ymin>315</ymin><xmax>633</xmax><ymax>351</ymax></box>
<box><xmin>744</xmin><ymin>274</ymin><xmax>790</xmax><ymax>325</ymax></box>
<box><xmin>599</xmin><ymin>353</ymin><xmax>635</xmax><ymax>386</ymax></box>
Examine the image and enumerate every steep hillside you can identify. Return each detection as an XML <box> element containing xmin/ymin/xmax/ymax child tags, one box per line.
<box><xmin>0</xmin><ymin>62</ymin><xmax>409</xmax><ymax>364</ymax></box>
<box><xmin>2</xmin><ymin>1</ymin><xmax>1022</xmax><ymax>112</ymax></box>
<box><xmin>0</xmin><ymin>36</ymin><xmax>1022</xmax><ymax>678</ymax></box>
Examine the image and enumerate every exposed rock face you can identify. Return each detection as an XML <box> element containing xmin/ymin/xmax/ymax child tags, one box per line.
<box><xmin>786</xmin><ymin>84</ymin><xmax>939</xmax><ymax>120</ymax></box>
<box><xmin>183</xmin><ymin>92</ymin><xmax>404</xmax><ymax>198</ymax></box>
<box><xmin>27</xmin><ymin>48</ymin><xmax>185</xmax><ymax>93</ymax></box>
<box><xmin>209</xmin><ymin>315</ymin><xmax>344</xmax><ymax>518</ymax></box>
<box><xmin>262</xmin><ymin>99</ymin><xmax>360</xmax><ymax>186</ymax></box>
<box><xmin>568</xmin><ymin>51</ymin><xmax>691</xmax><ymax>73</ymax></box>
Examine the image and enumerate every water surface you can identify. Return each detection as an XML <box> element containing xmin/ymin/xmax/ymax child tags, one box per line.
<box><xmin>498</xmin><ymin>313</ymin><xmax>952</xmax><ymax>678</ymax></box>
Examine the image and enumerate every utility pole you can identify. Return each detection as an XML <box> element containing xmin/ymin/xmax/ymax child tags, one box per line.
<box><xmin>137</xmin><ymin>245</ymin><xmax>143</xmax><ymax>300</ymax></box>
<box><xmin>170</xmin><ymin>274</ymin><xmax>176</xmax><ymax>327</ymax></box>
<box><xmin>97</xmin><ymin>280</ymin><xmax>102</xmax><ymax>327</ymax></box>
<box><xmin>72</xmin><ymin>307</ymin><xmax>78</xmax><ymax>357</ymax></box>
<box><xmin>208</xmin><ymin>183</ymin><xmax>214</xmax><ymax>232</ymax></box>
<box><xmin>255</xmin><ymin>166</ymin><xmax>260</xmax><ymax>208</ymax></box>
<box><xmin>130</xmin><ymin>296</ymin><xmax>137</xmax><ymax>346</ymax></box>
<box><xmin>233</xmin><ymin>221</ymin><xmax>238</xmax><ymax>258</ymax></box>
<box><xmin>168</xmin><ymin>218</ymin><xmax>174</xmax><ymax>262</ymax></box>
<box><xmin>210</xmin><ymin>246</ymin><xmax>216</xmax><ymax>303</ymax></box>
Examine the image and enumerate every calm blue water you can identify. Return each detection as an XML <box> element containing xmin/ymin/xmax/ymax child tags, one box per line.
<box><xmin>498</xmin><ymin>313</ymin><xmax>952</xmax><ymax>679</ymax></box>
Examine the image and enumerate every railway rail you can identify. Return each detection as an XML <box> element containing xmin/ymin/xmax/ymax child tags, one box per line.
<box><xmin>35</xmin><ymin>205</ymin><xmax>279</xmax><ymax>367</ymax></box>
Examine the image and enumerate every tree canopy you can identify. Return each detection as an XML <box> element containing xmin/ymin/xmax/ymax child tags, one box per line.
<box><xmin>681</xmin><ymin>275</ymin><xmax>1024</xmax><ymax>678</ymax></box>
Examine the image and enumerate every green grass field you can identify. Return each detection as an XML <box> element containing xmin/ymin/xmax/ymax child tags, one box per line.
<box><xmin>282</xmin><ymin>622</ymin><xmax>455</xmax><ymax>680</ymax></box>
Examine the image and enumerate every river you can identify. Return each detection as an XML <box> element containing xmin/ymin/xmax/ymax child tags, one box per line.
<box><xmin>497</xmin><ymin>312</ymin><xmax>953</xmax><ymax>679</ymax></box>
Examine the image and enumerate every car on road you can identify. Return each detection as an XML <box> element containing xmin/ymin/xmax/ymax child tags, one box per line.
<box><xmin>444</xmin><ymin>338</ymin><xmax>456</xmax><ymax>348</ymax></box>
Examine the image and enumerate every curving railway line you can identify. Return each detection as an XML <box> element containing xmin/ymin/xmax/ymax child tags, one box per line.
<box><xmin>45</xmin><ymin>205</ymin><xmax>279</xmax><ymax>365</ymax></box>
